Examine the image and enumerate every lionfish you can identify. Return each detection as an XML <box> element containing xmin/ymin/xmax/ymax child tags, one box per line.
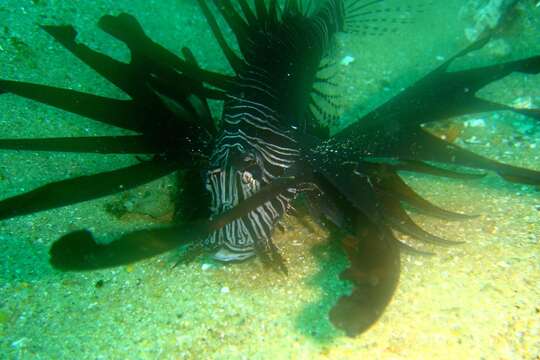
<box><xmin>0</xmin><ymin>0</ymin><xmax>539</xmax><ymax>336</ymax></box>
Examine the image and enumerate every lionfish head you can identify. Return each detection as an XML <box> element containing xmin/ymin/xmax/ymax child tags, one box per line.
<box><xmin>204</xmin><ymin>147</ymin><xmax>271</xmax><ymax>262</ymax></box>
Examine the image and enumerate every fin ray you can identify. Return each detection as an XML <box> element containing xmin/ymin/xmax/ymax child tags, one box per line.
<box><xmin>0</xmin><ymin>158</ymin><xmax>180</xmax><ymax>220</ymax></box>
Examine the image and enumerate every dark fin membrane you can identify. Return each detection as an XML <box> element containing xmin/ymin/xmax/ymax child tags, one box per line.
<box><xmin>0</xmin><ymin>135</ymin><xmax>162</xmax><ymax>154</ymax></box>
<box><xmin>0</xmin><ymin>157</ymin><xmax>180</xmax><ymax>220</ymax></box>
<box><xmin>196</xmin><ymin>0</ymin><xmax>245</xmax><ymax>73</ymax></box>
<box><xmin>284</xmin><ymin>0</ymin><xmax>302</xmax><ymax>15</ymax></box>
<box><xmin>41</xmin><ymin>22</ymin><xmax>226</xmax><ymax>113</ymax></box>
<box><xmin>407</xmin><ymin>129</ymin><xmax>540</xmax><ymax>186</ymax></box>
<box><xmin>96</xmin><ymin>13</ymin><xmax>234</xmax><ymax>90</ymax></box>
<box><xmin>254</xmin><ymin>0</ymin><xmax>269</xmax><ymax>20</ymax></box>
<box><xmin>308</xmin><ymin>52</ymin><xmax>345</xmax><ymax>132</ymax></box>
<box><xmin>394</xmin><ymin>160</ymin><xmax>486</xmax><ymax>180</ymax></box>
<box><xmin>352</xmin><ymin>161</ymin><xmax>470</xmax><ymax>241</ymax></box>
<box><xmin>40</xmin><ymin>25</ymin><xmax>140</xmax><ymax>98</ymax></box>
<box><xmin>0</xmin><ymin>80</ymin><xmax>148</xmax><ymax>133</ymax></box>
<box><xmin>174</xmin><ymin>168</ymin><xmax>211</xmax><ymax>222</ymax></box>
<box><xmin>50</xmin><ymin>225</ymin><xmax>206</xmax><ymax>271</ymax></box>
<box><xmin>210</xmin><ymin>0</ymin><xmax>249</xmax><ymax>44</ymax></box>
<box><xmin>329</xmin><ymin>219</ymin><xmax>401</xmax><ymax>336</ymax></box>
<box><xmin>328</xmin><ymin>36</ymin><xmax>540</xmax><ymax>186</ymax></box>
<box><xmin>307</xmin><ymin>157</ymin><xmax>468</xmax><ymax>252</ymax></box>
<box><xmin>378</xmin><ymin>192</ymin><xmax>464</xmax><ymax>245</ymax></box>
<box><xmin>359</xmin><ymin>161</ymin><xmax>478</xmax><ymax>221</ymax></box>
<box><xmin>342</xmin><ymin>0</ymin><xmax>429</xmax><ymax>35</ymax></box>
<box><xmin>0</xmin><ymin>13</ymin><xmax>227</xmax><ymax>222</ymax></box>
<box><xmin>1</xmin><ymin>15</ymin><xmax>220</xmax><ymax>152</ymax></box>
<box><xmin>396</xmin><ymin>239</ymin><xmax>434</xmax><ymax>256</ymax></box>
<box><xmin>238</xmin><ymin>0</ymin><xmax>258</xmax><ymax>25</ymax></box>
<box><xmin>50</xmin><ymin>177</ymin><xmax>304</xmax><ymax>271</ymax></box>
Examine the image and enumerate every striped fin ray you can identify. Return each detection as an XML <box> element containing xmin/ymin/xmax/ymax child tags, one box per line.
<box><xmin>238</xmin><ymin>0</ymin><xmax>258</xmax><ymax>25</ymax></box>
<box><xmin>343</xmin><ymin>0</ymin><xmax>430</xmax><ymax>35</ymax></box>
<box><xmin>308</xmin><ymin>157</ymin><xmax>472</xmax><ymax>253</ymax></box>
<box><xmin>254</xmin><ymin>0</ymin><xmax>269</xmax><ymax>20</ymax></box>
<box><xmin>211</xmin><ymin>0</ymin><xmax>249</xmax><ymax>44</ymax></box>
<box><xmin>196</xmin><ymin>0</ymin><xmax>245</xmax><ymax>73</ymax></box>
<box><xmin>268</xmin><ymin>0</ymin><xmax>280</xmax><ymax>22</ymax></box>
<box><xmin>284</xmin><ymin>0</ymin><xmax>302</xmax><ymax>15</ymax></box>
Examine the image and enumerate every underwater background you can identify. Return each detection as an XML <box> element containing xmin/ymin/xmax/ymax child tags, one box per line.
<box><xmin>0</xmin><ymin>0</ymin><xmax>539</xmax><ymax>359</ymax></box>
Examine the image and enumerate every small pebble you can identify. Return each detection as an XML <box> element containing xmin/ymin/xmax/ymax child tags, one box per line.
<box><xmin>464</xmin><ymin>118</ymin><xmax>486</xmax><ymax>128</ymax></box>
<box><xmin>340</xmin><ymin>55</ymin><xmax>355</xmax><ymax>66</ymax></box>
<box><xmin>220</xmin><ymin>286</ymin><xmax>230</xmax><ymax>294</ymax></box>
<box><xmin>201</xmin><ymin>263</ymin><xmax>212</xmax><ymax>271</ymax></box>
<box><xmin>464</xmin><ymin>136</ymin><xmax>483</xmax><ymax>144</ymax></box>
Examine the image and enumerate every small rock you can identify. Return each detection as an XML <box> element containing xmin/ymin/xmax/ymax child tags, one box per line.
<box><xmin>201</xmin><ymin>263</ymin><xmax>212</xmax><ymax>271</ymax></box>
<box><xmin>340</xmin><ymin>55</ymin><xmax>355</xmax><ymax>66</ymax></box>
<box><xmin>487</xmin><ymin>38</ymin><xmax>511</xmax><ymax>58</ymax></box>
<box><xmin>464</xmin><ymin>136</ymin><xmax>483</xmax><ymax>144</ymax></box>
<box><xmin>220</xmin><ymin>286</ymin><xmax>230</xmax><ymax>294</ymax></box>
<box><xmin>464</xmin><ymin>118</ymin><xmax>486</xmax><ymax>128</ymax></box>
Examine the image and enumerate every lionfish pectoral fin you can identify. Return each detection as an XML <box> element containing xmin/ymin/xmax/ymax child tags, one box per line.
<box><xmin>0</xmin><ymin>135</ymin><xmax>159</xmax><ymax>154</ymax></box>
<box><xmin>97</xmin><ymin>12</ymin><xmax>234</xmax><ymax>90</ymax></box>
<box><xmin>0</xmin><ymin>80</ymin><xmax>147</xmax><ymax>132</ymax></box>
<box><xmin>331</xmin><ymin>40</ymin><xmax>539</xmax><ymax>162</ymax></box>
<box><xmin>196</xmin><ymin>0</ymin><xmax>244</xmax><ymax>73</ymax></box>
<box><xmin>353</xmin><ymin>162</ymin><xmax>468</xmax><ymax>244</ymax></box>
<box><xmin>180</xmin><ymin>47</ymin><xmax>219</xmax><ymax>135</ymax></box>
<box><xmin>381</xmin><ymin>197</ymin><xmax>464</xmax><ymax>246</ymax></box>
<box><xmin>375</xmin><ymin>162</ymin><xmax>479</xmax><ymax>221</ymax></box>
<box><xmin>330</xmin><ymin>221</ymin><xmax>401</xmax><ymax>337</ymax></box>
<box><xmin>409</xmin><ymin>129</ymin><xmax>540</xmax><ymax>186</ymax></box>
<box><xmin>305</xmin><ymin>189</ymin><xmax>346</xmax><ymax>229</ymax></box>
<box><xmin>0</xmin><ymin>158</ymin><xmax>180</xmax><ymax>221</ymax></box>
<box><xmin>395</xmin><ymin>240</ymin><xmax>435</xmax><ymax>256</ymax></box>
<box><xmin>422</xmin><ymin>52</ymin><xmax>540</xmax><ymax>121</ymax></box>
<box><xmin>394</xmin><ymin>160</ymin><xmax>486</xmax><ymax>180</ymax></box>
<box><xmin>50</xmin><ymin>176</ymin><xmax>301</xmax><ymax>271</ymax></box>
<box><xmin>50</xmin><ymin>222</ymin><xmax>209</xmax><ymax>271</ymax></box>
<box><xmin>40</xmin><ymin>24</ymin><xmax>141</xmax><ymax>98</ymax></box>
<box><xmin>514</xmin><ymin>107</ymin><xmax>540</xmax><ymax>121</ymax></box>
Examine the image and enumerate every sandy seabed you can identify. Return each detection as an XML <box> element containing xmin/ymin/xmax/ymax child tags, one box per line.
<box><xmin>0</xmin><ymin>1</ymin><xmax>539</xmax><ymax>359</ymax></box>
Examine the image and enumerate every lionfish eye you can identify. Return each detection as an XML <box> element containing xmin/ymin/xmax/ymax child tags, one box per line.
<box><xmin>243</xmin><ymin>154</ymin><xmax>255</xmax><ymax>164</ymax></box>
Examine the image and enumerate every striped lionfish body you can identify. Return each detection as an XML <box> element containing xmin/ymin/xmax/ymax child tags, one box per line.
<box><xmin>1</xmin><ymin>0</ymin><xmax>539</xmax><ymax>336</ymax></box>
<box><xmin>203</xmin><ymin>1</ymin><xmax>347</xmax><ymax>262</ymax></box>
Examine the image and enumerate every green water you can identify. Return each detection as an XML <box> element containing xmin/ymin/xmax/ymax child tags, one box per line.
<box><xmin>0</xmin><ymin>1</ymin><xmax>539</xmax><ymax>359</ymax></box>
